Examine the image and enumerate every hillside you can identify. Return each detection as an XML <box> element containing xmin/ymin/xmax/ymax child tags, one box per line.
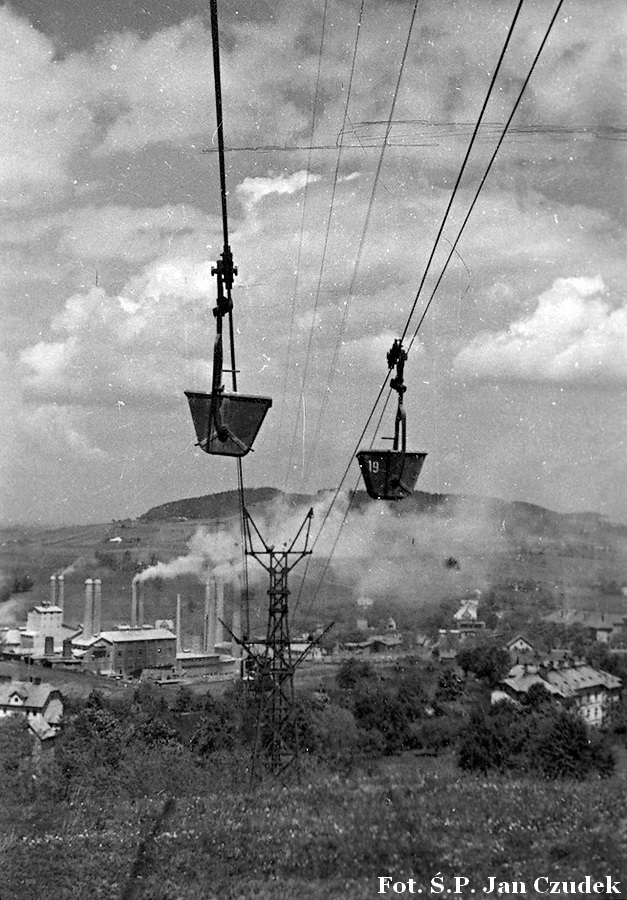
<box><xmin>1</xmin><ymin>488</ymin><xmax>625</xmax><ymax>643</ymax></box>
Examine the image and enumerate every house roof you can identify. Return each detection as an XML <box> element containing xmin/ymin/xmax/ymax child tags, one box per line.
<box><xmin>543</xmin><ymin>610</ymin><xmax>625</xmax><ymax>630</ymax></box>
<box><xmin>501</xmin><ymin>662</ymin><xmax>621</xmax><ymax>698</ymax></box>
<box><xmin>502</xmin><ymin>670</ymin><xmax>562</xmax><ymax>697</ymax></box>
<box><xmin>542</xmin><ymin>664</ymin><xmax>622</xmax><ymax>696</ymax></box>
<box><xmin>0</xmin><ymin>680</ymin><xmax>59</xmax><ymax>710</ymax></box>
<box><xmin>505</xmin><ymin>635</ymin><xmax>534</xmax><ymax>650</ymax></box>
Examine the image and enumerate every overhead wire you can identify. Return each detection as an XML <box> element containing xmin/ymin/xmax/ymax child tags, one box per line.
<box><xmin>275</xmin><ymin>0</ymin><xmax>329</xmax><ymax>490</ymax></box>
<box><xmin>208</xmin><ymin>0</ymin><xmax>250</xmax><ymax>627</ymax></box>
<box><xmin>293</xmin><ymin>0</ymin><xmax>567</xmax><ymax>625</ymax></box>
<box><xmin>200</xmin><ymin>123</ymin><xmax>625</xmax><ymax>154</ymax></box>
<box><xmin>303</xmin><ymin>0</ymin><xmax>422</xmax><ymax>485</ymax></box>
<box><xmin>405</xmin><ymin>0</ymin><xmax>566</xmax><ymax>354</ymax></box>
<box><xmin>284</xmin><ymin>0</ymin><xmax>367</xmax><ymax>491</ymax></box>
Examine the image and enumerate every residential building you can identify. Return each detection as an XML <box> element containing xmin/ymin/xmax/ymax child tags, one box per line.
<box><xmin>0</xmin><ymin>679</ymin><xmax>63</xmax><ymax>742</ymax></box>
<box><xmin>495</xmin><ymin>660</ymin><xmax>622</xmax><ymax>726</ymax></box>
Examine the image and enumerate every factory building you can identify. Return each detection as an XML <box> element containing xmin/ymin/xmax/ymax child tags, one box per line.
<box><xmin>80</xmin><ymin>627</ymin><xmax>177</xmax><ymax>678</ymax></box>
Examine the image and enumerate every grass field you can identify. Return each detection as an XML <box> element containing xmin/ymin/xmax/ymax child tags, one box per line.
<box><xmin>1</xmin><ymin>753</ymin><xmax>625</xmax><ymax>900</ymax></box>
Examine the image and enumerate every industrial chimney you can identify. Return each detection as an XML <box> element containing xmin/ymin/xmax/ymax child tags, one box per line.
<box><xmin>204</xmin><ymin>578</ymin><xmax>216</xmax><ymax>654</ymax></box>
<box><xmin>215</xmin><ymin>576</ymin><xmax>225</xmax><ymax>647</ymax></box>
<box><xmin>93</xmin><ymin>579</ymin><xmax>102</xmax><ymax>636</ymax></box>
<box><xmin>84</xmin><ymin>578</ymin><xmax>94</xmax><ymax>639</ymax></box>
<box><xmin>137</xmin><ymin>580</ymin><xmax>144</xmax><ymax>628</ymax></box>
<box><xmin>57</xmin><ymin>574</ymin><xmax>65</xmax><ymax>615</ymax></box>
<box><xmin>131</xmin><ymin>577</ymin><xmax>139</xmax><ymax>627</ymax></box>
<box><xmin>176</xmin><ymin>593</ymin><xmax>182</xmax><ymax>656</ymax></box>
<box><xmin>49</xmin><ymin>574</ymin><xmax>57</xmax><ymax>606</ymax></box>
<box><xmin>230</xmin><ymin>574</ymin><xmax>242</xmax><ymax>660</ymax></box>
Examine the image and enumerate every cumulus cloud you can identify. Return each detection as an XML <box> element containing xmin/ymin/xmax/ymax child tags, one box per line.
<box><xmin>18</xmin><ymin>260</ymin><xmax>218</xmax><ymax>407</ymax></box>
<box><xmin>453</xmin><ymin>276</ymin><xmax>627</xmax><ymax>385</ymax></box>
<box><xmin>236</xmin><ymin>170</ymin><xmax>320</xmax><ymax>213</ymax></box>
<box><xmin>0</xmin><ymin>9</ymin><xmax>94</xmax><ymax>205</ymax></box>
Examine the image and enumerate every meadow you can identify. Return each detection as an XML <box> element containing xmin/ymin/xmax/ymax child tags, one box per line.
<box><xmin>1</xmin><ymin>753</ymin><xmax>625</xmax><ymax>900</ymax></box>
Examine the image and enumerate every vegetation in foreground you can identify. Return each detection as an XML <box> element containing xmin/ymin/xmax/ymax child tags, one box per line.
<box><xmin>0</xmin><ymin>756</ymin><xmax>625</xmax><ymax>900</ymax></box>
<box><xmin>0</xmin><ymin>656</ymin><xmax>625</xmax><ymax>900</ymax></box>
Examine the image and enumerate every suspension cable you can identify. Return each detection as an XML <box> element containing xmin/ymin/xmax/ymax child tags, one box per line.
<box><xmin>284</xmin><ymin>0</ymin><xmax>367</xmax><ymax>490</ymax></box>
<box><xmin>398</xmin><ymin>0</ymin><xmax>525</xmax><ymax>346</ymax></box>
<box><xmin>303</xmin><ymin>0</ymin><xmax>422</xmax><ymax>484</ymax></box>
<box><xmin>294</xmin><ymin>0</ymin><xmax>567</xmax><ymax>622</ymax></box>
<box><xmin>209</xmin><ymin>0</ymin><xmax>250</xmax><ymax>619</ymax></box>
<box><xmin>276</xmin><ymin>0</ymin><xmax>330</xmax><ymax>490</ymax></box>
<box><xmin>406</xmin><ymin>0</ymin><xmax>566</xmax><ymax>352</ymax></box>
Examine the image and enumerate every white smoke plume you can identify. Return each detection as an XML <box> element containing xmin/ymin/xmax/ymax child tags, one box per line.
<box><xmin>0</xmin><ymin>596</ymin><xmax>31</xmax><ymax>626</ymax></box>
<box><xmin>56</xmin><ymin>557</ymin><xmax>84</xmax><ymax>577</ymax></box>
<box><xmin>131</xmin><ymin>490</ymin><xmax>505</xmax><ymax>619</ymax></box>
<box><xmin>134</xmin><ymin>526</ymin><xmax>244</xmax><ymax>585</ymax></box>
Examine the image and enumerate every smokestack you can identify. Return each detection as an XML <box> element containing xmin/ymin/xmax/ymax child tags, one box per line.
<box><xmin>50</xmin><ymin>574</ymin><xmax>57</xmax><ymax>606</ymax></box>
<box><xmin>93</xmin><ymin>579</ymin><xmax>102</xmax><ymax>636</ymax></box>
<box><xmin>57</xmin><ymin>575</ymin><xmax>65</xmax><ymax>614</ymax></box>
<box><xmin>137</xmin><ymin>580</ymin><xmax>144</xmax><ymax>628</ymax></box>
<box><xmin>176</xmin><ymin>594</ymin><xmax>182</xmax><ymax>656</ymax></box>
<box><xmin>204</xmin><ymin>578</ymin><xmax>216</xmax><ymax>654</ymax></box>
<box><xmin>230</xmin><ymin>575</ymin><xmax>242</xmax><ymax>659</ymax></box>
<box><xmin>131</xmin><ymin>578</ymin><xmax>139</xmax><ymax>627</ymax></box>
<box><xmin>215</xmin><ymin>576</ymin><xmax>224</xmax><ymax>646</ymax></box>
<box><xmin>84</xmin><ymin>579</ymin><xmax>94</xmax><ymax>639</ymax></box>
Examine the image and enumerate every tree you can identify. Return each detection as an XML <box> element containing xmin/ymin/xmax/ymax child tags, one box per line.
<box><xmin>456</xmin><ymin>646</ymin><xmax>510</xmax><ymax>686</ymax></box>
<box><xmin>458</xmin><ymin>701</ymin><xmax>615</xmax><ymax>779</ymax></box>
<box><xmin>336</xmin><ymin>658</ymin><xmax>375</xmax><ymax>690</ymax></box>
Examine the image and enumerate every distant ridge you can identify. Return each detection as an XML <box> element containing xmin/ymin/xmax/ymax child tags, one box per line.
<box><xmin>139</xmin><ymin>487</ymin><xmax>452</xmax><ymax>522</ymax></box>
<box><xmin>139</xmin><ymin>487</ymin><xmax>313</xmax><ymax>522</ymax></box>
<box><xmin>139</xmin><ymin>488</ymin><xmax>625</xmax><ymax>541</ymax></box>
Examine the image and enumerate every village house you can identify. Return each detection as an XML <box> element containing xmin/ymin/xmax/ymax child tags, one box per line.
<box><xmin>0</xmin><ymin>678</ymin><xmax>64</xmax><ymax>744</ymax></box>
<box><xmin>543</xmin><ymin>609</ymin><xmax>625</xmax><ymax>644</ymax></box>
<box><xmin>494</xmin><ymin>660</ymin><xmax>622</xmax><ymax>726</ymax></box>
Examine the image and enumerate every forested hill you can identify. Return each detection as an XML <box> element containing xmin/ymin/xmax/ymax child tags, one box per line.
<box><xmin>139</xmin><ymin>488</ymin><xmax>623</xmax><ymax>542</ymax></box>
<box><xmin>138</xmin><ymin>487</ymin><xmax>453</xmax><ymax>522</ymax></box>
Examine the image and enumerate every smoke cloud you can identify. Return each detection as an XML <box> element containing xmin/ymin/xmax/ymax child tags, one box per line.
<box><xmin>134</xmin><ymin>525</ymin><xmax>244</xmax><ymax>585</ymax></box>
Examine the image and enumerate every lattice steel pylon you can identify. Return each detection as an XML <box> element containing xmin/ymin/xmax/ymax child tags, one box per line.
<box><xmin>242</xmin><ymin>506</ymin><xmax>314</xmax><ymax>782</ymax></box>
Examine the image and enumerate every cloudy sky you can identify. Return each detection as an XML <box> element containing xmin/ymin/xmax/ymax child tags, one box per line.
<box><xmin>0</xmin><ymin>0</ymin><xmax>625</xmax><ymax>527</ymax></box>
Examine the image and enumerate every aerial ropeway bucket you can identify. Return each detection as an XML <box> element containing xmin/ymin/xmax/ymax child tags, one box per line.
<box><xmin>356</xmin><ymin>339</ymin><xmax>427</xmax><ymax>501</ymax></box>
<box><xmin>357</xmin><ymin>449</ymin><xmax>427</xmax><ymax>501</ymax></box>
<box><xmin>185</xmin><ymin>1</ymin><xmax>271</xmax><ymax>460</ymax></box>
<box><xmin>185</xmin><ymin>390</ymin><xmax>272</xmax><ymax>457</ymax></box>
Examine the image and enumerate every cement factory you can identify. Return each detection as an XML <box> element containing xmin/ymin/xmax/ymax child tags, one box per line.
<box><xmin>0</xmin><ymin>572</ymin><xmax>248</xmax><ymax>682</ymax></box>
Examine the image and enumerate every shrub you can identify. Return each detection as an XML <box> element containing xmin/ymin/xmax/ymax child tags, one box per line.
<box><xmin>458</xmin><ymin>701</ymin><xmax>615</xmax><ymax>779</ymax></box>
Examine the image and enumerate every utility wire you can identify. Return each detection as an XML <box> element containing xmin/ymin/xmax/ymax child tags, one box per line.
<box><xmin>294</xmin><ymin>0</ymin><xmax>566</xmax><ymax>623</ymax></box>
<box><xmin>406</xmin><ymin>0</ymin><xmax>566</xmax><ymax>352</ymax></box>
<box><xmin>284</xmin><ymin>0</ymin><xmax>367</xmax><ymax>490</ymax></box>
<box><xmin>303</xmin><ymin>0</ymin><xmax>422</xmax><ymax>484</ymax></box>
<box><xmin>399</xmin><ymin>0</ymin><xmax>525</xmax><ymax>346</ymax></box>
<box><xmin>275</xmin><ymin>0</ymin><xmax>329</xmax><ymax>488</ymax></box>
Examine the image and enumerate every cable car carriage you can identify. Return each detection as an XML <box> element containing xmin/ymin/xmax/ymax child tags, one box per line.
<box><xmin>357</xmin><ymin>340</ymin><xmax>427</xmax><ymax>500</ymax></box>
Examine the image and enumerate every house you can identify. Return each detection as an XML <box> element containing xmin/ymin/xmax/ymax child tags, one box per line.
<box><xmin>505</xmin><ymin>635</ymin><xmax>535</xmax><ymax>663</ymax></box>
<box><xmin>0</xmin><ymin>679</ymin><xmax>63</xmax><ymax>742</ymax></box>
<box><xmin>343</xmin><ymin>633</ymin><xmax>403</xmax><ymax>655</ymax></box>
<box><xmin>494</xmin><ymin>660</ymin><xmax>622</xmax><ymax>726</ymax></box>
<box><xmin>543</xmin><ymin>609</ymin><xmax>625</xmax><ymax>643</ymax></box>
<box><xmin>453</xmin><ymin>598</ymin><xmax>486</xmax><ymax>634</ymax></box>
